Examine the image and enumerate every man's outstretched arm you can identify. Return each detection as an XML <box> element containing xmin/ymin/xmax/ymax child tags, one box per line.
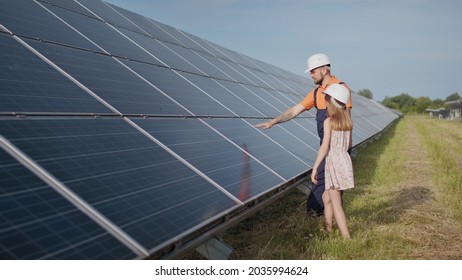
<box><xmin>254</xmin><ymin>103</ymin><xmax>306</xmax><ymax>129</ymax></box>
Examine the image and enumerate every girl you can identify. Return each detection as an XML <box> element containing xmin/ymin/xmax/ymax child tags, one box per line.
<box><xmin>311</xmin><ymin>84</ymin><xmax>354</xmax><ymax>239</ymax></box>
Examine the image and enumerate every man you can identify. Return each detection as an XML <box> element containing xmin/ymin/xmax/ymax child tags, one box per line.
<box><xmin>255</xmin><ymin>53</ymin><xmax>352</xmax><ymax>215</ymax></box>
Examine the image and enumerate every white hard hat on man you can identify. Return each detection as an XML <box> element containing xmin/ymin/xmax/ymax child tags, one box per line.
<box><xmin>304</xmin><ymin>53</ymin><xmax>331</xmax><ymax>73</ymax></box>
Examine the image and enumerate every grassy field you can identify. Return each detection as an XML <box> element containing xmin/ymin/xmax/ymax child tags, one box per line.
<box><xmin>193</xmin><ymin>115</ymin><xmax>462</xmax><ymax>260</ymax></box>
<box><xmin>413</xmin><ymin>116</ymin><xmax>462</xmax><ymax>222</ymax></box>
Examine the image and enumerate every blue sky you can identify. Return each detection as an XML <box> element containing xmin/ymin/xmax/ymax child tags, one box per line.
<box><xmin>105</xmin><ymin>0</ymin><xmax>462</xmax><ymax>101</ymax></box>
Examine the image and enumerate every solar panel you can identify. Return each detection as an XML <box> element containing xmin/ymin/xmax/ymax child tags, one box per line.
<box><xmin>0</xmin><ymin>147</ymin><xmax>136</xmax><ymax>259</ymax></box>
<box><xmin>202</xmin><ymin>118</ymin><xmax>310</xmax><ymax>180</ymax></box>
<box><xmin>116</xmin><ymin>61</ymin><xmax>235</xmax><ymax>116</ymax></box>
<box><xmin>223</xmin><ymin>82</ymin><xmax>283</xmax><ymax>116</ymax></box>
<box><xmin>176</xmin><ymin>72</ymin><xmax>264</xmax><ymax>117</ymax></box>
<box><xmin>0</xmin><ymin>33</ymin><xmax>112</xmax><ymax>114</ymax></box>
<box><xmin>132</xmin><ymin>118</ymin><xmax>284</xmax><ymax>201</ymax></box>
<box><xmin>0</xmin><ymin>0</ymin><xmax>399</xmax><ymax>259</ymax></box>
<box><xmin>24</xmin><ymin>38</ymin><xmax>191</xmax><ymax>116</ymax></box>
<box><xmin>0</xmin><ymin>118</ymin><xmax>239</xmax><ymax>257</ymax></box>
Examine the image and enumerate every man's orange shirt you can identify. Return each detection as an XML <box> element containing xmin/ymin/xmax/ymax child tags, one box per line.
<box><xmin>299</xmin><ymin>76</ymin><xmax>353</xmax><ymax>110</ymax></box>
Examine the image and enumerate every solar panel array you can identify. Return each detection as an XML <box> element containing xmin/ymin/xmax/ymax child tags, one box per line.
<box><xmin>0</xmin><ymin>0</ymin><xmax>399</xmax><ymax>259</ymax></box>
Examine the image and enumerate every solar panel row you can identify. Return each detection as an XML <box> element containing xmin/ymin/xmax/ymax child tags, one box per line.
<box><xmin>0</xmin><ymin>0</ymin><xmax>399</xmax><ymax>259</ymax></box>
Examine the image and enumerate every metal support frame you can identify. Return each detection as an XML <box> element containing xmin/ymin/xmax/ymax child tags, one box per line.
<box><xmin>195</xmin><ymin>237</ymin><xmax>234</xmax><ymax>260</ymax></box>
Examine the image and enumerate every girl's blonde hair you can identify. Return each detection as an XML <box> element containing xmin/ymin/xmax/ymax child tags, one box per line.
<box><xmin>326</xmin><ymin>95</ymin><xmax>353</xmax><ymax>131</ymax></box>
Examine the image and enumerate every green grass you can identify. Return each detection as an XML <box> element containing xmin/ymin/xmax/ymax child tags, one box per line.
<box><xmin>412</xmin><ymin>116</ymin><xmax>462</xmax><ymax>221</ymax></box>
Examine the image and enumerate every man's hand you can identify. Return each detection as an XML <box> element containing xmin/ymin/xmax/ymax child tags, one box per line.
<box><xmin>254</xmin><ymin>104</ymin><xmax>305</xmax><ymax>130</ymax></box>
<box><xmin>254</xmin><ymin>121</ymin><xmax>274</xmax><ymax>130</ymax></box>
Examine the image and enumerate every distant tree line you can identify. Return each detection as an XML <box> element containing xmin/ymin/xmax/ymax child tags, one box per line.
<box><xmin>356</xmin><ymin>88</ymin><xmax>460</xmax><ymax>114</ymax></box>
<box><xmin>381</xmin><ymin>92</ymin><xmax>460</xmax><ymax>113</ymax></box>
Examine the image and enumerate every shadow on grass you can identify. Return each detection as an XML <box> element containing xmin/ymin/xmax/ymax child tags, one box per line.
<box><xmin>348</xmin><ymin>185</ymin><xmax>431</xmax><ymax>225</ymax></box>
<box><xmin>347</xmin><ymin>118</ymin><xmax>432</xmax><ymax>225</ymax></box>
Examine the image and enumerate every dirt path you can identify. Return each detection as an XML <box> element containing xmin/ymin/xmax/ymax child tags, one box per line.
<box><xmin>395</xmin><ymin>117</ymin><xmax>462</xmax><ymax>259</ymax></box>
